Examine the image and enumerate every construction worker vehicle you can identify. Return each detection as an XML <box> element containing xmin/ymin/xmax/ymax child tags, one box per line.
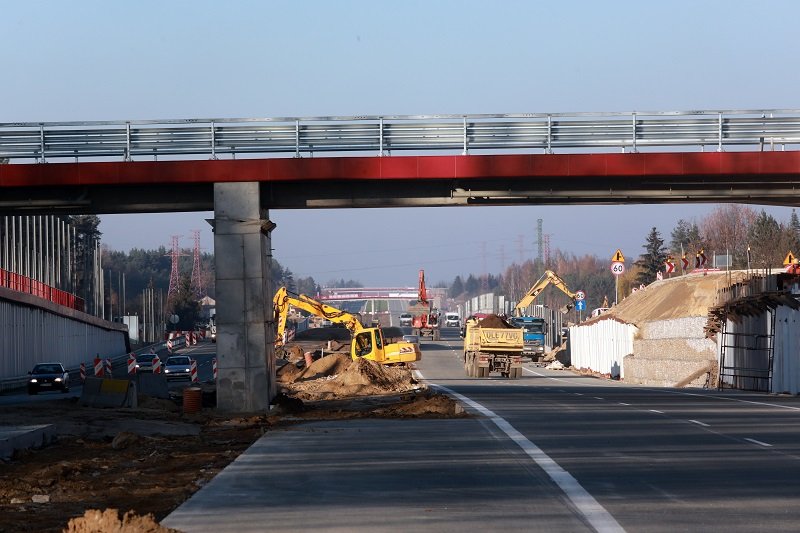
<box><xmin>273</xmin><ymin>287</ymin><xmax>420</xmax><ymax>366</ymax></box>
<box><xmin>408</xmin><ymin>269</ymin><xmax>440</xmax><ymax>340</ymax></box>
<box><xmin>463</xmin><ymin>315</ymin><xmax>524</xmax><ymax>379</ymax></box>
<box><xmin>514</xmin><ymin>270</ymin><xmax>578</xmax><ymax>315</ymax></box>
<box><xmin>511</xmin><ymin>270</ymin><xmax>577</xmax><ymax>361</ymax></box>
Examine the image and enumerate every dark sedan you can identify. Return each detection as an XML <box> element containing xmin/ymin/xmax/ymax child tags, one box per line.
<box><xmin>28</xmin><ymin>362</ymin><xmax>70</xmax><ymax>394</ymax></box>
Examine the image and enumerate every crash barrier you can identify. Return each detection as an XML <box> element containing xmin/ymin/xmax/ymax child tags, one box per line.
<box><xmin>127</xmin><ymin>353</ymin><xmax>136</xmax><ymax>375</ymax></box>
<box><xmin>79</xmin><ymin>363</ymin><xmax>86</xmax><ymax>382</ymax></box>
<box><xmin>190</xmin><ymin>359</ymin><xmax>198</xmax><ymax>383</ymax></box>
<box><xmin>136</xmin><ymin>372</ymin><xmax>169</xmax><ymax>399</ymax></box>
<box><xmin>0</xmin><ymin>267</ymin><xmax>85</xmax><ymax>312</ymax></box>
<box><xmin>183</xmin><ymin>387</ymin><xmax>202</xmax><ymax>414</ymax></box>
<box><xmin>152</xmin><ymin>355</ymin><xmax>162</xmax><ymax>374</ymax></box>
<box><xmin>79</xmin><ymin>377</ymin><xmax>137</xmax><ymax>408</ymax></box>
<box><xmin>212</xmin><ymin>358</ymin><xmax>217</xmax><ymax>381</ymax></box>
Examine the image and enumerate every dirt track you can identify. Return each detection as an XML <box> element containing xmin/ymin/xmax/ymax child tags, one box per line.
<box><xmin>0</xmin><ymin>354</ymin><xmax>463</xmax><ymax>532</ymax></box>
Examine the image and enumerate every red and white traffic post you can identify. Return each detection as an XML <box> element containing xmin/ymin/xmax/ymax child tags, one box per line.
<box><xmin>212</xmin><ymin>358</ymin><xmax>217</xmax><ymax>381</ymax></box>
<box><xmin>79</xmin><ymin>362</ymin><xmax>86</xmax><ymax>382</ymax></box>
<box><xmin>190</xmin><ymin>359</ymin><xmax>199</xmax><ymax>383</ymax></box>
<box><xmin>152</xmin><ymin>355</ymin><xmax>162</xmax><ymax>374</ymax></box>
<box><xmin>93</xmin><ymin>357</ymin><xmax>103</xmax><ymax>377</ymax></box>
<box><xmin>127</xmin><ymin>353</ymin><xmax>137</xmax><ymax>375</ymax></box>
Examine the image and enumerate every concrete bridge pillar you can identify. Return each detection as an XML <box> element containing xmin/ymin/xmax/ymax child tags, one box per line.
<box><xmin>213</xmin><ymin>182</ymin><xmax>276</xmax><ymax>412</ymax></box>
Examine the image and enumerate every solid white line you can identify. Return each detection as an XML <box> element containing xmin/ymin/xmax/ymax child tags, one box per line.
<box><xmin>649</xmin><ymin>409</ymin><xmax>664</xmax><ymax>414</ymax></box>
<box><xmin>415</xmin><ymin>370</ymin><xmax>625</xmax><ymax>533</ymax></box>
<box><xmin>574</xmin><ymin>393</ymin><xmax>583</xmax><ymax>396</ymax></box>
<box><xmin>618</xmin><ymin>402</ymin><xmax>630</xmax><ymax>406</ymax></box>
<box><xmin>594</xmin><ymin>397</ymin><xmax>604</xmax><ymax>400</ymax></box>
<box><xmin>744</xmin><ymin>438</ymin><xmax>773</xmax><ymax>447</ymax></box>
<box><xmin>689</xmin><ymin>419</ymin><xmax>710</xmax><ymax>427</ymax></box>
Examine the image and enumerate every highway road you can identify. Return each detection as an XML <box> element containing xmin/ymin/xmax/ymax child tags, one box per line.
<box><xmin>418</xmin><ymin>327</ymin><xmax>800</xmax><ymax>532</ymax></box>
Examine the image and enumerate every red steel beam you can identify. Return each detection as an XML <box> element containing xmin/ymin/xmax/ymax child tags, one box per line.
<box><xmin>2</xmin><ymin>152</ymin><xmax>800</xmax><ymax>187</ymax></box>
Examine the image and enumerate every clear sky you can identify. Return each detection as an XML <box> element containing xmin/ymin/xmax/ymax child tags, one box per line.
<box><xmin>3</xmin><ymin>1</ymin><xmax>799</xmax><ymax>287</ymax></box>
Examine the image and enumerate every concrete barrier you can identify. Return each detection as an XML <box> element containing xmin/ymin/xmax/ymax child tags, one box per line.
<box><xmin>136</xmin><ymin>372</ymin><xmax>170</xmax><ymax>399</ymax></box>
<box><xmin>79</xmin><ymin>377</ymin><xmax>138</xmax><ymax>408</ymax></box>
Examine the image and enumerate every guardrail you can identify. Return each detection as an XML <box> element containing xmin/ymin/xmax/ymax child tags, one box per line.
<box><xmin>2</xmin><ymin>109</ymin><xmax>800</xmax><ymax>162</ymax></box>
<box><xmin>0</xmin><ymin>267</ymin><xmax>85</xmax><ymax>312</ymax></box>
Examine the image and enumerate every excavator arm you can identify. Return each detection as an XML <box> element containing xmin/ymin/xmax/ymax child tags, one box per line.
<box><xmin>273</xmin><ymin>287</ymin><xmax>364</xmax><ymax>346</ymax></box>
<box><xmin>514</xmin><ymin>270</ymin><xmax>577</xmax><ymax>316</ymax></box>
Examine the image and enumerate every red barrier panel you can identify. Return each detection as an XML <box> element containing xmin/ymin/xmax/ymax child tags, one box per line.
<box><xmin>0</xmin><ymin>268</ymin><xmax>85</xmax><ymax>312</ymax></box>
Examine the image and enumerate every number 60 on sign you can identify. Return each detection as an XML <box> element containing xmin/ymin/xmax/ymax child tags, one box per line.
<box><xmin>610</xmin><ymin>262</ymin><xmax>625</xmax><ymax>276</ymax></box>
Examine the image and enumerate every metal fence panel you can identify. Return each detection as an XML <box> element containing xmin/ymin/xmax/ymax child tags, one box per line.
<box><xmin>570</xmin><ymin>320</ymin><xmax>636</xmax><ymax>378</ymax></box>
<box><xmin>0</xmin><ymin>298</ymin><xmax>127</xmax><ymax>380</ymax></box>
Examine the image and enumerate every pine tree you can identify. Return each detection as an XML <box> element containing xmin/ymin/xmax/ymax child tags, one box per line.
<box><xmin>635</xmin><ymin>227</ymin><xmax>667</xmax><ymax>285</ymax></box>
<box><xmin>748</xmin><ymin>210</ymin><xmax>783</xmax><ymax>268</ymax></box>
<box><xmin>449</xmin><ymin>275</ymin><xmax>464</xmax><ymax>298</ymax></box>
<box><xmin>670</xmin><ymin>219</ymin><xmax>701</xmax><ymax>254</ymax></box>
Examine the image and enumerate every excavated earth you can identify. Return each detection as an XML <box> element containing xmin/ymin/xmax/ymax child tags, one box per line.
<box><xmin>0</xmin><ymin>351</ymin><xmax>464</xmax><ymax>532</ymax></box>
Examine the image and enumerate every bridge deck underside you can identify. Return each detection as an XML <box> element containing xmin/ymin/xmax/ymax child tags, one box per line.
<box><xmin>1</xmin><ymin>152</ymin><xmax>799</xmax><ymax>214</ymax></box>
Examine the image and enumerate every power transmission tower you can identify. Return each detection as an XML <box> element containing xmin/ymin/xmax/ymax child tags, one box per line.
<box><xmin>536</xmin><ymin>218</ymin><xmax>543</xmax><ymax>263</ymax></box>
<box><xmin>167</xmin><ymin>235</ymin><xmax>182</xmax><ymax>306</ymax></box>
<box><xmin>190</xmin><ymin>230</ymin><xmax>205</xmax><ymax>297</ymax></box>
<box><xmin>544</xmin><ymin>234</ymin><xmax>552</xmax><ymax>266</ymax></box>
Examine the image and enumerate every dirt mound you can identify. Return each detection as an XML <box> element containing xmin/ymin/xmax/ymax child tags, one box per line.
<box><xmin>299</xmin><ymin>353</ymin><xmax>353</xmax><ymax>382</ymax></box>
<box><xmin>64</xmin><ymin>508</ymin><xmax>178</xmax><ymax>532</ymax></box>
<box><xmin>373</xmin><ymin>393</ymin><xmax>465</xmax><ymax>417</ymax></box>
<box><xmin>276</xmin><ymin>360</ymin><xmax>305</xmax><ymax>383</ymax></box>
<box><xmin>478</xmin><ymin>314</ymin><xmax>513</xmax><ymax>328</ymax></box>
<box><xmin>606</xmin><ymin>270</ymin><xmax>750</xmax><ymax>324</ymax></box>
<box><xmin>282</xmin><ymin>358</ymin><xmax>418</xmax><ymax>401</ymax></box>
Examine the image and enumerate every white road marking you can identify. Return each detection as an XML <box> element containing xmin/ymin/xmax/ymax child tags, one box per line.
<box><xmin>744</xmin><ymin>438</ymin><xmax>773</xmax><ymax>447</ymax></box>
<box><xmin>689</xmin><ymin>419</ymin><xmax>710</xmax><ymax>427</ymax></box>
<box><xmin>574</xmin><ymin>393</ymin><xmax>583</xmax><ymax>396</ymax></box>
<box><xmin>649</xmin><ymin>409</ymin><xmax>664</xmax><ymax>414</ymax></box>
<box><xmin>415</xmin><ymin>370</ymin><xmax>625</xmax><ymax>533</ymax></box>
<box><xmin>618</xmin><ymin>403</ymin><xmax>630</xmax><ymax>406</ymax></box>
<box><xmin>594</xmin><ymin>397</ymin><xmax>604</xmax><ymax>400</ymax></box>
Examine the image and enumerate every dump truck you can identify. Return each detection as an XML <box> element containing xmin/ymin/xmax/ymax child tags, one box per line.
<box><xmin>463</xmin><ymin>314</ymin><xmax>524</xmax><ymax>379</ymax></box>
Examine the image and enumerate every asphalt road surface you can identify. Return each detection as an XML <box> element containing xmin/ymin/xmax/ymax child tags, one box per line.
<box><xmin>417</xmin><ymin>327</ymin><xmax>800</xmax><ymax>532</ymax></box>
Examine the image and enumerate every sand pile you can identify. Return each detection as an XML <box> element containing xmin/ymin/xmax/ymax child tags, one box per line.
<box><xmin>602</xmin><ymin>271</ymin><xmax>750</xmax><ymax>324</ymax></box>
<box><xmin>372</xmin><ymin>393</ymin><xmax>465</xmax><ymax>417</ymax></box>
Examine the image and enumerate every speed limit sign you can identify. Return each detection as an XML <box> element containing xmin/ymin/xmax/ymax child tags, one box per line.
<box><xmin>575</xmin><ymin>290</ymin><xmax>586</xmax><ymax>301</ymax></box>
<box><xmin>610</xmin><ymin>261</ymin><xmax>625</xmax><ymax>276</ymax></box>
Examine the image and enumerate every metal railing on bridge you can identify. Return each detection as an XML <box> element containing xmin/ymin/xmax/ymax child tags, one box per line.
<box><xmin>0</xmin><ymin>268</ymin><xmax>85</xmax><ymax>312</ymax></box>
<box><xmin>2</xmin><ymin>109</ymin><xmax>800</xmax><ymax>162</ymax></box>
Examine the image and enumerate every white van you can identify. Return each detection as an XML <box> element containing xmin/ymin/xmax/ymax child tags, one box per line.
<box><xmin>445</xmin><ymin>312</ymin><xmax>460</xmax><ymax>327</ymax></box>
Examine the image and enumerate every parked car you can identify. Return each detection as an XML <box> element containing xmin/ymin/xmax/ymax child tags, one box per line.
<box><xmin>135</xmin><ymin>353</ymin><xmax>156</xmax><ymax>372</ymax></box>
<box><xmin>164</xmin><ymin>355</ymin><xmax>193</xmax><ymax>380</ymax></box>
<box><xmin>28</xmin><ymin>362</ymin><xmax>70</xmax><ymax>394</ymax></box>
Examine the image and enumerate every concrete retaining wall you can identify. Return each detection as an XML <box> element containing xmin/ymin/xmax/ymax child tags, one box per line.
<box><xmin>624</xmin><ymin>317</ymin><xmax>716</xmax><ymax>387</ymax></box>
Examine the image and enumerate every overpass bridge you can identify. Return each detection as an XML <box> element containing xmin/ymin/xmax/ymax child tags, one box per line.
<box><xmin>2</xmin><ymin>108</ymin><xmax>800</xmax><ymax>411</ymax></box>
<box><xmin>2</xmin><ymin>109</ymin><xmax>800</xmax><ymax>213</ymax></box>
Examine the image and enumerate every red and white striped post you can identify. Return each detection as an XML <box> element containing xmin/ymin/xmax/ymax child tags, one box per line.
<box><xmin>127</xmin><ymin>353</ymin><xmax>137</xmax><ymax>375</ymax></box>
<box><xmin>191</xmin><ymin>331</ymin><xmax>197</xmax><ymax>345</ymax></box>
<box><xmin>93</xmin><ymin>357</ymin><xmax>103</xmax><ymax>377</ymax></box>
<box><xmin>104</xmin><ymin>358</ymin><xmax>113</xmax><ymax>378</ymax></box>
<box><xmin>152</xmin><ymin>355</ymin><xmax>162</xmax><ymax>374</ymax></box>
<box><xmin>185</xmin><ymin>333</ymin><xmax>190</xmax><ymax>347</ymax></box>
<box><xmin>190</xmin><ymin>359</ymin><xmax>199</xmax><ymax>383</ymax></box>
<box><xmin>79</xmin><ymin>362</ymin><xmax>86</xmax><ymax>382</ymax></box>
<box><xmin>166</xmin><ymin>339</ymin><xmax>173</xmax><ymax>353</ymax></box>
<box><xmin>212</xmin><ymin>358</ymin><xmax>217</xmax><ymax>381</ymax></box>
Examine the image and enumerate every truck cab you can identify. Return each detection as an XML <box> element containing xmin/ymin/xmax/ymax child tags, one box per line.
<box><xmin>508</xmin><ymin>316</ymin><xmax>546</xmax><ymax>358</ymax></box>
<box><xmin>399</xmin><ymin>313</ymin><xmax>412</xmax><ymax>326</ymax></box>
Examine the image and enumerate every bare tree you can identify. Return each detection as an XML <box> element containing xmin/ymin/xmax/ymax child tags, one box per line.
<box><xmin>699</xmin><ymin>205</ymin><xmax>757</xmax><ymax>268</ymax></box>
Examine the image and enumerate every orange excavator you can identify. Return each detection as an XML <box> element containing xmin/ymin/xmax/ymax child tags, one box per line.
<box><xmin>408</xmin><ymin>270</ymin><xmax>441</xmax><ymax>341</ymax></box>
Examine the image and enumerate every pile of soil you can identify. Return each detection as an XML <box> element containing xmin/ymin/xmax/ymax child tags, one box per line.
<box><xmin>65</xmin><ymin>509</ymin><xmax>177</xmax><ymax>532</ymax></box>
<box><xmin>281</xmin><ymin>355</ymin><xmax>420</xmax><ymax>401</ymax></box>
<box><xmin>477</xmin><ymin>314</ymin><xmax>513</xmax><ymax>328</ymax></box>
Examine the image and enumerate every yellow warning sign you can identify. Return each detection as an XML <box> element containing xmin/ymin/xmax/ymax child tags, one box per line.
<box><xmin>783</xmin><ymin>251</ymin><xmax>796</xmax><ymax>265</ymax></box>
<box><xmin>611</xmin><ymin>249</ymin><xmax>625</xmax><ymax>263</ymax></box>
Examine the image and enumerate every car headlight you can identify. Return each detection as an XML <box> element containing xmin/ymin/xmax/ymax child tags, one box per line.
<box><xmin>29</xmin><ymin>378</ymin><xmax>38</xmax><ymax>383</ymax></box>
<box><xmin>164</xmin><ymin>369</ymin><xmax>171</xmax><ymax>373</ymax></box>
<box><xmin>55</xmin><ymin>377</ymin><xmax>62</xmax><ymax>382</ymax></box>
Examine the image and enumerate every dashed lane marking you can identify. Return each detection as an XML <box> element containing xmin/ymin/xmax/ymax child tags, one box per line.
<box><xmin>689</xmin><ymin>419</ymin><xmax>709</xmax><ymax>427</ymax></box>
<box><xmin>414</xmin><ymin>369</ymin><xmax>625</xmax><ymax>533</ymax></box>
<box><xmin>744</xmin><ymin>438</ymin><xmax>773</xmax><ymax>447</ymax></box>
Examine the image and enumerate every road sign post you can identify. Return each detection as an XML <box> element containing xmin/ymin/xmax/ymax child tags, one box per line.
<box><xmin>610</xmin><ymin>250</ymin><xmax>625</xmax><ymax>306</ymax></box>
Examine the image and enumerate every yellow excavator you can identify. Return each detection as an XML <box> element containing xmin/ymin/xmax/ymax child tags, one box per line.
<box><xmin>514</xmin><ymin>270</ymin><xmax>577</xmax><ymax>315</ymax></box>
<box><xmin>273</xmin><ymin>287</ymin><xmax>421</xmax><ymax>366</ymax></box>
